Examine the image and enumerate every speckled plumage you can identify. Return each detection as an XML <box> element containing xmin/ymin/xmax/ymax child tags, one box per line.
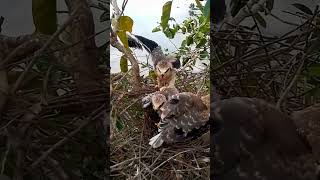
<box><xmin>127</xmin><ymin>34</ymin><xmax>181</xmax><ymax>89</ymax></box>
<box><xmin>212</xmin><ymin>97</ymin><xmax>316</xmax><ymax>180</ymax></box>
<box><xmin>149</xmin><ymin>92</ymin><xmax>210</xmax><ymax>148</ymax></box>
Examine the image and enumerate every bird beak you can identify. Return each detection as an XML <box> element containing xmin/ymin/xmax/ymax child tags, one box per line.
<box><xmin>143</xmin><ymin>102</ymin><xmax>151</xmax><ymax>109</ymax></box>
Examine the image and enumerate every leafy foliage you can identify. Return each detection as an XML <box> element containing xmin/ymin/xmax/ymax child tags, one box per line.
<box><xmin>117</xmin><ymin>16</ymin><xmax>134</xmax><ymax>48</ymax></box>
<box><xmin>153</xmin><ymin>1</ymin><xmax>210</xmax><ymax>69</ymax></box>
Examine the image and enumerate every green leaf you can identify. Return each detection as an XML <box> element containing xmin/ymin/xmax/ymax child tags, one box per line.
<box><xmin>164</xmin><ymin>28</ymin><xmax>174</xmax><ymax>39</ymax></box>
<box><xmin>196</xmin><ymin>38</ymin><xmax>207</xmax><ymax>48</ymax></box>
<box><xmin>182</xmin><ymin>57</ymin><xmax>189</xmax><ymax>66</ymax></box>
<box><xmin>117</xmin><ymin>16</ymin><xmax>134</xmax><ymax>48</ymax></box>
<box><xmin>200</xmin><ymin>50</ymin><xmax>209</xmax><ymax>59</ymax></box>
<box><xmin>292</xmin><ymin>3</ymin><xmax>313</xmax><ymax>15</ymax></box>
<box><xmin>117</xmin><ymin>31</ymin><xmax>129</xmax><ymax>48</ymax></box>
<box><xmin>195</xmin><ymin>0</ymin><xmax>204</xmax><ymax>12</ymax></box>
<box><xmin>149</xmin><ymin>70</ymin><xmax>157</xmax><ymax>80</ymax></box>
<box><xmin>161</xmin><ymin>1</ymin><xmax>172</xmax><ymax>29</ymax></box>
<box><xmin>120</xmin><ymin>55</ymin><xmax>128</xmax><ymax>73</ymax></box>
<box><xmin>186</xmin><ymin>35</ymin><xmax>194</xmax><ymax>46</ymax></box>
<box><xmin>116</xmin><ymin>119</ymin><xmax>124</xmax><ymax>131</ymax></box>
<box><xmin>152</xmin><ymin>26</ymin><xmax>161</xmax><ymax>33</ymax></box>
<box><xmin>266</xmin><ymin>0</ymin><xmax>274</xmax><ymax>11</ymax></box>
<box><xmin>203</xmin><ymin>0</ymin><xmax>210</xmax><ymax>17</ymax></box>
<box><xmin>254</xmin><ymin>13</ymin><xmax>267</xmax><ymax>28</ymax></box>
<box><xmin>100</xmin><ymin>11</ymin><xmax>109</xmax><ymax>22</ymax></box>
<box><xmin>181</xmin><ymin>39</ymin><xmax>187</xmax><ymax>47</ymax></box>
<box><xmin>118</xmin><ymin>16</ymin><xmax>134</xmax><ymax>32</ymax></box>
<box><xmin>32</xmin><ymin>0</ymin><xmax>57</xmax><ymax>35</ymax></box>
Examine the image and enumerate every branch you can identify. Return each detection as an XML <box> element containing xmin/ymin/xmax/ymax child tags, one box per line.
<box><xmin>65</xmin><ymin>0</ymin><xmax>106</xmax><ymax>95</ymax></box>
<box><xmin>11</xmin><ymin>11</ymin><xmax>78</xmax><ymax>93</ymax></box>
<box><xmin>110</xmin><ymin>30</ymin><xmax>142</xmax><ymax>90</ymax></box>
<box><xmin>110</xmin><ymin>0</ymin><xmax>142</xmax><ymax>90</ymax></box>
<box><xmin>28</xmin><ymin>104</ymin><xmax>106</xmax><ymax>171</ymax></box>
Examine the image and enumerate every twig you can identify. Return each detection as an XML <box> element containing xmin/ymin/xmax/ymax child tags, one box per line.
<box><xmin>151</xmin><ymin>149</ymin><xmax>194</xmax><ymax>172</ymax></box>
<box><xmin>1</xmin><ymin>143</ymin><xmax>10</xmax><ymax>174</ymax></box>
<box><xmin>11</xmin><ymin>8</ymin><xmax>79</xmax><ymax>93</ymax></box>
<box><xmin>28</xmin><ymin>104</ymin><xmax>105</xmax><ymax>171</ymax></box>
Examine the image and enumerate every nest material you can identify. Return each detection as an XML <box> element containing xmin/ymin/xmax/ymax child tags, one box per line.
<box><xmin>211</xmin><ymin>12</ymin><xmax>320</xmax><ymax>179</ymax></box>
<box><xmin>111</xmin><ymin>69</ymin><xmax>210</xmax><ymax>179</ymax></box>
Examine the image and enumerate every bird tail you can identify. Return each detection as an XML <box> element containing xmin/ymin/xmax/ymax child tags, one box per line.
<box><xmin>149</xmin><ymin>133</ymin><xmax>164</xmax><ymax>148</ymax></box>
<box><xmin>127</xmin><ymin>34</ymin><xmax>160</xmax><ymax>53</ymax></box>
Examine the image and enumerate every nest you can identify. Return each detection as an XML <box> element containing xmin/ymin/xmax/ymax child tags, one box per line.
<box><xmin>110</xmin><ymin>69</ymin><xmax>210</xmax><ymax>179</ymax></box>
<box><xmin>210</xmin><ymin>12</ymin><xmax>320</xmax><ymax>179</ymax></box>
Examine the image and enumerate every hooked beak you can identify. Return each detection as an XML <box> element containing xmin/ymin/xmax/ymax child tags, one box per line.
<box><xmin>143</xmin><ymin>101</ymin><xmax>151</xmax><ymax>108</ymax></box>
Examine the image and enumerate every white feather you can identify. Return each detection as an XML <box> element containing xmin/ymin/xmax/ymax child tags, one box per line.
<box><xmin>149</xmin><ymin>133</ymin><xmax>164</xmax><ymax>148</ymax></box>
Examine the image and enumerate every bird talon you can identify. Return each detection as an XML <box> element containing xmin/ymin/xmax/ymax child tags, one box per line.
<box><xmin>155</xmin><ymin>122</ymin><xmax>160</xmax><ymax>128</ymax></box>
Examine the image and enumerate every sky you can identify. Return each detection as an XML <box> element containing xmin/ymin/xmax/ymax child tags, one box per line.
<box><xmin>1</xmin><ymin>0</ymin><xmax>320</xmax><ymax>73</ymax></box>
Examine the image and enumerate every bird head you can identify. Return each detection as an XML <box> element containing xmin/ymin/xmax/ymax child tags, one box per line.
<box><xmin>156</xmin><ymin>61</ymin><xmax>173</xmax><ymax>77</ymax></box>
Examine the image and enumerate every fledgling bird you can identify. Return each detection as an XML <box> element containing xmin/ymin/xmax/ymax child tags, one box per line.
<box><xmin>142</xmin><ymin>86</ymin><xmax>179</xmax><ymax>110</ymax></box>
<box><xmin>127</xmin><ymin>34</ymin><xmax>181</xmax><ymax>89</ymax></box>
<box><xmin>291</xmin><ymin>103</ymin><xmax>320</xmax><ymax>160</ymax></box>
<box><xmin>151</xmin><ymin>87</ymin><xmax>179</xmax><ymax>111</ymax></box>
<box><xmin>211</xmin><ymin>97</ymin><xmax>314</xmax><ymax>179</ymax></box>
<box><xmin>143</xmin><ymin>87</ymin><xmax>179</xmax><ymax>129</ymax></box>
<box><xmin>149</xmin><ymin>92</ymin><xmax>210</xmax><ymax>148</ymax></box>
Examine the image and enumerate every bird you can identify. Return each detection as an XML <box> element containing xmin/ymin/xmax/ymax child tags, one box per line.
<box><xmin>148</xmin><ymin>92</ymin><xmax>210</xmax><ymax>148</ymax></box>
<box><xmin>211</xmin><ymin>97</ymin><xmax>315</xmax><ymax>180</ymax></box>
<box><xmin>291</xmin><ymin>103</ymin><xmax>320</xmax><ymax>160</ymax></box>
<box><xmin>142</xmin><ymin>86</ymin><xmax>179</xmax><ymax>110</ymax></box>
<box><xmin>142</xmin><ymin>86</ymin><xmax>179</xmax><ymax>130</ymax></box>
<box><xmin>127</xmin><ymin>34</ymin><xmax>181</xmax><ymax>89</ymax></box>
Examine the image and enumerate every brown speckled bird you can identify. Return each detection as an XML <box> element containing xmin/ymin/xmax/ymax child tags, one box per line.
<box><xmin>212</xmin><ymin>97</ymin><xmax>316</xmax><ymax>180</ymax></box>
<box><xmin>291</xmin><ymin>103</ymin><xmax>320</xmax><ymax>161</ymax></box>
<box><xmin>149</xmin><ymin>92</ymin><xmax>210</xmax><ymax>148</ymax></box>
<box><xmin>128</xmin><ymin>34</ymin><xmax>180</xmax><ymax>89</ymax></box>
<box><xmin>142</xmin><ymin>87</ymin><xmax>179</xmax><ymax>132</ymax></box>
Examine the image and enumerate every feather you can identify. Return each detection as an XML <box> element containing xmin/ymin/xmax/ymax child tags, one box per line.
<box><xmin>149</xmin><ymin>133</ymin><xmax>164</xmax><ymax>148</ymax></box>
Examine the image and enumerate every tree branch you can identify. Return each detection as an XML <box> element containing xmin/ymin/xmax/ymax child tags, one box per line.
<box><xmin>110</xmin><ymin>0</ymin><xmax>142</xmax><ymax>90</ymax></box>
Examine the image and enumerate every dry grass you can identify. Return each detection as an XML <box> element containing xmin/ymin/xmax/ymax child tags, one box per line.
<box><xmin>110</xmin><ymin>67</ymin><xmax>210</xmax><ymax>180</ymax></box>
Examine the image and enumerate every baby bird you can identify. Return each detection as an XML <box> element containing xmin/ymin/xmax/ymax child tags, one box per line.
<box><xmin>149</xmin><ymin>92</ymin><xmax>210</xmax><ymax>148</ymax></box>
<box><xmin>151</xmin><ymin>87</ymin><xmax>179</xmax><ymax>111</ymax></box>
<box><xmin>127</xmin><ymin>34</ymin><xmax>180</xmax><ymax>89</ymax></box>
<box><xmin>142</xmin><ymin>87</ymin><xmax>179</xmax><ymax>129</ymax></box>
<box><xmin>155</xmin><ymin>59</ymin><xmax>177</xmax><ymax>88</ymax></box>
